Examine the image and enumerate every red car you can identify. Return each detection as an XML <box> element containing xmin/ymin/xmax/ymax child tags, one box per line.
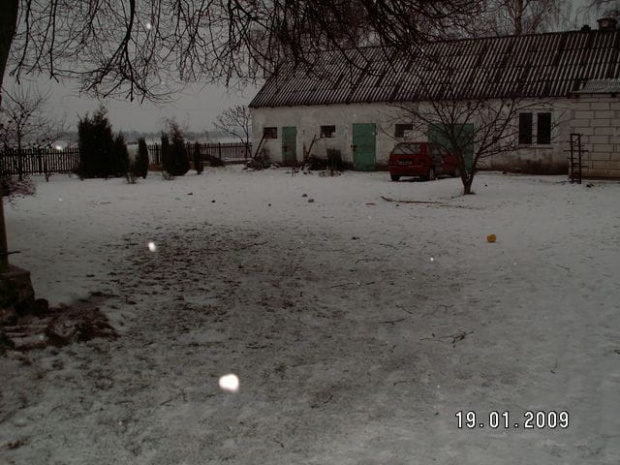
<box><xmin>388</xmin><ymin>142</ymin><xmax>461</xmax><ymax>181</ymax></box>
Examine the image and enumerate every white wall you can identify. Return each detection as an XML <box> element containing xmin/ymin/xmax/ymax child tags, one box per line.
<box><xmin>251</xmin><ymin>103</ymin><xmax>404</xmax><ymax>166</ymax></box>
<box><xmin>481</xmin><ymin>100</ymin><xmax>572</xmax><ymax>174</ymax></box>
<box><xmin>251</xmin><ymin>99</ymin><xmax>572</xmax><ymax>173</ymax></box>
<box><xmin>569</xmin><ymin>94</ymin><xmax>620</xmax><ymax>178</ymax></box>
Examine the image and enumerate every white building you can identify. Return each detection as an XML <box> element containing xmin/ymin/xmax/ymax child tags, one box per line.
<box><xmin>250</xmin><ymin>20</ymin><xmax>620</xmax><ymax>178</ymax></box>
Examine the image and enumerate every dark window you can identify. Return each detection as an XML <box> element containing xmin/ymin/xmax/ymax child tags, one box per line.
<box><xmin>395</xmin><ymin>124</ymin><xmax>414</xmax><ymax>138</ymax></box>
<box><xmin>320</xmin><ymin>125</ymin><xmax>336</xmax><ymax>138</ymax></box>
<box><xmin>263</xmin><ymin>127</ymin><xmax>277</xmax><ymax>139</ymax></box>
<box><xmin>537</xmin><ymin>113</ymin><xmax>552</xmax><ymax>145</ymax></box>
<box><xmin>519</xmin><ymin>113</ymin><xmax>533</xmax><ymax>145</ymax></box>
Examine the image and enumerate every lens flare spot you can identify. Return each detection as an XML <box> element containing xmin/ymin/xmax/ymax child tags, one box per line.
<box><xmin>148</xmin><ymin>242</ymin><xmax>157</xmax><ymax>252</ymax></box>
<box><xmin>145</xmin><ymin>21</ymin><xmax>153</xmax><ymax>30</ymax></box>
<box><xmin>219</xmin><ymin>373</ymin><xmax>240</xmax><ymax>393</ymax></box>
<box><xmin>430</xmin><ymin>257</ymin><xmax>435</xmax><ymax>262</ymax></box>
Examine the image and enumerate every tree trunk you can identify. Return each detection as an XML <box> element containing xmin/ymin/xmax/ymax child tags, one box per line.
<box><xmin>463</xmin><ymin>173</ymin><xmax>475</xmax><ymax>195</ymax></box>
<box><xmin>0</xmin><ymin>0</ymin><xmax>19</xmax><ymax>273</ymax></box>
<box><xmin>512</xmin><ymin>0</ymin><xmax>525</xmax><ymax>35</ymax></box>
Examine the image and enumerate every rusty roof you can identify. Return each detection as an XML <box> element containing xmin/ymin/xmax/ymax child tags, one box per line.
<box><xmin>249</xmin><ymin>29</ymin><xmax>620</xmax><ymax>108</ymax></box>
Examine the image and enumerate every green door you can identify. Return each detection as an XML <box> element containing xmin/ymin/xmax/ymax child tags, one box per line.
<box><xmin>282</xmin><ymin>126</ymin><xmax>297</xmax><ymax>165</ymax></box>
<box><xmin>428</xmin><ymin>123</ymin><xmax>474</xmax><ymax>171</ymax></box>
<box><xmin>352</xmin><ymin>123</ymin><xmax>376</xmax><ymax>171</ymax></box>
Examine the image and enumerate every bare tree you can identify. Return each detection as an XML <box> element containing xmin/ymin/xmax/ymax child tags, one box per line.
<box><xmin>0</xmin><ymin>86</ymin><xmax>65</xmax><ymax>180</ymax></box>
<box><xmin>2</xmin><ymin>1</ymin><xmax>484</xmax><ymax>103</ymax></box>
<box><xmin>474</xmin><ymin>0</ymin><xmax>566</xmax><ymax>35</ymax></box>
<box><xmin>396</xmin><ymin>97</ymin><xmax>553</xmax><ymax>195</ymax></box>
<box><xmin>587</xmin><ymin>0</ymin><xmax>620</xmax><ymax>19</ymax></box>
<box><xmin>213</xmin><ymin>105</ymin><xmax>251</xmax><ymax>158</ymax></box>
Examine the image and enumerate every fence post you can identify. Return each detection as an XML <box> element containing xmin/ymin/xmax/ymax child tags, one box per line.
<box><xmin>37</xmin><ymin>147</ymin><xmax>43</xmax><ymax>174</ymax></box>
<box><xmin>17</xmin><ymin>147</ymin><xmax>23</xmax><ymax>181</ymax></box>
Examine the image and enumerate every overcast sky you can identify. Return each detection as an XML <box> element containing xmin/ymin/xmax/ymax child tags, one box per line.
<box><xmin>3</xmin><ymin>0</ymin><xmax>595</xmax><ymax>136</ymax></box>
<box><xmin>5</xmin><ymin>76</ymin><xmax>259</xmax><ymax>136</ymax></box>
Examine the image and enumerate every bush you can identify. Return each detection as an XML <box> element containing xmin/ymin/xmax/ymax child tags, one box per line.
<box><xmin>193</xmin><ymin>142</ymin><xmax>203</xmax><ymax>174</ymax></box>
<box><xmin>136</xmin><ymin>137</ymin><xmax>150</xmax><ymax>178</ymax></box>
<box><xmin>1</xmin><ymin>175</ymin><xmax>36</xmax><ymax>199</ymax></box>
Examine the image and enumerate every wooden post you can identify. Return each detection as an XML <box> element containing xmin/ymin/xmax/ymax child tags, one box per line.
<box><xmin>37</xmin><ymin>147</ymin><xmax>43</xmax><ymax>174</ymax></box>
<box><xmin>0</xmin><ymin>0</ymin><xmax>20</xmax><ymax>273</ymax></box>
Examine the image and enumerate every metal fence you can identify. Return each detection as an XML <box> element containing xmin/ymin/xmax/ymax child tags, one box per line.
<box><xmin>0</xmin><ymin>142</ymin><xmax>252</xmax><ymax>176</ymax></box>
<box><xmin>147</xmin><ymin>142</ymin><xmax>251</xmax><ymax>165</ymax></box>
<box><xmin>0</xmin><ymin>147</ymin><xmax>80</xmax><ymax>176</ymax></box>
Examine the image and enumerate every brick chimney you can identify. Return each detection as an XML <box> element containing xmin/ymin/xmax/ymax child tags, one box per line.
<box><xmin>597</xmin><ymin>17</ymin><xmax>618</xmax><ymax>31</ymax></box>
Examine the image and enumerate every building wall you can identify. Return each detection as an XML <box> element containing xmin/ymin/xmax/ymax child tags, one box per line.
<box><xmin>251</xmin><ymin>100</ymin><xmax>572</xmax><ymax>173</ymax></box>
<box><xmin>251</xmin><ymin>103</ymin><xmax>403</xmax><ymax>167</ymax></box>
<box><xmin>569</xmin><ymin>94</ymin><xmax>620</xmax><ymax>179</ymax></box>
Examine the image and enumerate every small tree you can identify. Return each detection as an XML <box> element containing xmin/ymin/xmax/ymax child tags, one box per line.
<box><xmin>112</xmin><ymin>132</ymin><xmax>130</xmax><ymax>177</ymax></box>
<box><xmin>136</xmin><ymin>137</ymin><xmax>150</xmax><ymax>178</ymax></box>
<box><xmin>78</xmin><ymin>106</ymin><xmax>115</xmax><ymax>178</ymax></box>
<box><xmin>0</xmin><ymin>86</ymin><xmax>65</xmax><ymax>181</ymax></box>
<box><xmin>213</xmin><ymin>105</ymin><xmax>251</xmax><ymax>158</ymax></box>
<box><xmin>168</xmin><ymin>122</ymin><xmax>190</xmax><ymax>176</ymax></box>
<box><xmin>161</xmin><ymin>133</ymin><xmax>172</xmax><ymax>178</ymax></box>
<box><xmin>193</xmin><ymin>141</ymin><xmax>203</xmax><ymax>174</ymax></box>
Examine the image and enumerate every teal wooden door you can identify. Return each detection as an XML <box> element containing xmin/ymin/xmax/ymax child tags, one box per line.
<box><xmin>352</xmin><ymin>124</ymin><xmax>376</xmax><ymax>171</ymax></box>
<box><xmin>428</xmin><ymin>124</ymin><xmax>474</xmax><ymax>171</ymax></box>
<box><xmin>282</xmin><ymin>126</ymin><xmax>297</xmax><ymax>165</ymax></box>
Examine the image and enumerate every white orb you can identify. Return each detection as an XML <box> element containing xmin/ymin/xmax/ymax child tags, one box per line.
<box><xmin>145</xmin><ymin>21</ymin><xmax>153</xmax><ymax>30</ymax></box>
<box><xmin>148</xmin><ymin>242</ymin><xmax>157</xmax><ymax>252</ymax></box>
<box><xmin>219</xmin><ymin>374</ymin><xmax>240</xmax><ymax>393</ymax></box>
<box><xmin>430</xmin><ymin>257</ymin><xmax>435</xmax><ymax>262</ymax></box>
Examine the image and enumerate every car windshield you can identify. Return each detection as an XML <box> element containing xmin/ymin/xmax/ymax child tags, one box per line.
<box><xmin>392</xmin><ymin>143</ymin><xmax>422</xmax><ymax>155</ymax></box>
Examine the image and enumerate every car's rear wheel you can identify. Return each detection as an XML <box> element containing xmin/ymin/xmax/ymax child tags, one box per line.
<box><xmin>390</xmin><ymin>174</ymin><xmax>400</xmax><ymax>182</ymax></box>
<box><xmin>427</xmin><ymin>168</ymin><xmax>436</xmax><ymax>181</ymax></box>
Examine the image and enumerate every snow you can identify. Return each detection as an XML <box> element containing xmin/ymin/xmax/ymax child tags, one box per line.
<box><xmin>1</xmin><ymin>167</ymin><xmax>619</xmax><ymax>464</ymax></box>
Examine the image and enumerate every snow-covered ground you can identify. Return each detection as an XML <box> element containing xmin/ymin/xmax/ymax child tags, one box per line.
<box><xmin>1</xmin><ymin>167</ymin><xmax>619</xmax><ymax>464</ymax></box>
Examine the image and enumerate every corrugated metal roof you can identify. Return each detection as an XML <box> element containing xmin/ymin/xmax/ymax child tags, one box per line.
<box><xmin>250</xmin><ymin>29</ymin><xmax>620</xmax><ymax>108</ymax></box>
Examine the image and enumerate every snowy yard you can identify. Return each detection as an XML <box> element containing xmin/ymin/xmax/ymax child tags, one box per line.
<box><xmin>1</xmin><ymin>166</ymin><xmax>619</xmax><ymax>465</ymax></box>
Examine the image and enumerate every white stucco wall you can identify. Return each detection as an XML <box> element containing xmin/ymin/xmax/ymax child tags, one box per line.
<box><xmin>569</xmin><ymin>94</ymin><xmax>620</xmax><ymax>178</ymax></box>
<box><xmin>251</xmin><ymin>100</ymin><xmax>572</xmax><ymax>173</ymax></box>
<box><xmin>251</xmin><ymin>103</ymin><xmax>404</xmax><ymax>167</ymax></box>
